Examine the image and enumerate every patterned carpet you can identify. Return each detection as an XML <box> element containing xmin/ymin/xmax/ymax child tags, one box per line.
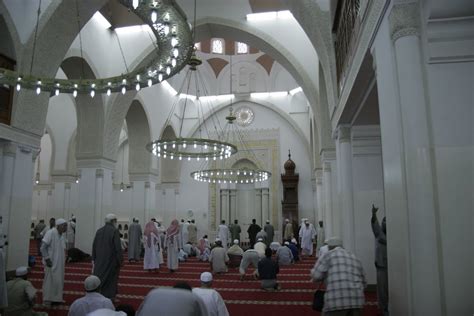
<box><xmin>27</xmin><ymin>247</ymin><xmax>379</xmax><ymax>316</ymax></box>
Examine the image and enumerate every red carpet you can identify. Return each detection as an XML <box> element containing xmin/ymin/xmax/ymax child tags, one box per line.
<box><xmin>27</xmin><ymin>246</ymin><xmax>379</xmax><ymax>316</ymax></box>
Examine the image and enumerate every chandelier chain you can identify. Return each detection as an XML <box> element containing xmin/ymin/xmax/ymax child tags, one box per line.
<box><xmin>75</xmin><ymin>0</ymin><xmax>85</xmax><ymax>79</ymax></box>
<box><xmin>29</xmin><ymin>0</ymin><xmax>42</xmax><ymax>76</ymax></box>
<box><xmin>115</xmin><ymin>31</ymin><xmax>130</xmax><ymax>74</ymax></box>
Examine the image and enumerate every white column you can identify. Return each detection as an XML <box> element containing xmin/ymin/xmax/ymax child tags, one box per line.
<box><xmin>220</xmin><ymin>189</ymin><xmax>230</xmax><ymax>224</ymax></box>
<box><xmin>229</xmin><ymin>189</ymin><xmax>237</xmax><ymax>222</ymax></box>
<box><xmin>262</xmin><ymin>188</ymin><xmax>270</xmax><ymax>224</ymax></box>
<box><xmin>337</xmin><ymin>126</ymin><xmax>356</xmax><ymax>252</ymax></box>
<box><xmin>315</xmin><ymin>169</ymin><xmax>324</xmax><ymax>223</ymax></box>
<box><xmin>76</xmin><ymin>160</ymin><xmax>114</xmax><ymax>254</ymax></box>
<box><xmin>372</xmin><ymin>3</ymin><xmax>444</xmax><ymax>314</ymax></box>
<box><xmin>0</xmin><ymin>141</ymin><xmax>36</xmax><ymax>270</ymax></box>
<box><xmin>254</xmin><ymin>189</ymin><xmax>262</xmax><ymax>225</ymax></box>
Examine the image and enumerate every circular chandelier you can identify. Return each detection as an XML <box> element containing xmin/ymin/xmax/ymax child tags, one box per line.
<box><xmin>147</xmin><ymin>137</ymin><xmax>237</xmax><ymax>161</ymax></box>
<box><xmin>0</xmin><ymin>0</ymin><xmax>193</xmax><ymax>96</ymax></box>
<box><xmin>191</xmin><ymin>168</ymin><xmax>271</xmax><ymax>184</ymax></box>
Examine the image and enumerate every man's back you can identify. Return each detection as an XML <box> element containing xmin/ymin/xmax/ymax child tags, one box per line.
<box><xmin>5</xmin><ymin>278</ymin><xmax>36</xmax><ymax>315</ymax></box>
<box><xmin>192</xmin><ymin>288</ymin><xmax>229</xmax><ymax>316</ymax></box>
<box><xmin>258</xmin><ymin>257</ymin><xmax>279</xmax><ymax>280</ymax></box>
<box><xmin>311</xmin><ymin>247</ymin><xmax>366</xmax><ymax>312</ymax></box>
<box><xmin>68</xmin><ymin>292</ymin><xmax>114</xmax><ymax>316</ymax></box>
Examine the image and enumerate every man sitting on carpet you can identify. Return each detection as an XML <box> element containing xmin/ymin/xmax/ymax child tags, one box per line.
<box><xmin>310</xmin><ymin>237</ymin><xmax>366</xmax><ymax>316</ymax></box>
<box><xmin>258</xmin><ymin>248</ymin><xmax>280</xmax><ymax>291</ymax></box>
<box><xmin>210</xmin><ymin>239</ymin><xmax>229</xmax><ymax>274</ymax></box>
<box><xmin>288</xmin><ymin>238</ymin><xmax>300</xmax><ymax>262</ymax></box>
<box><xmin>4</xmin><ymin>267</ymin><xmax>47</xmax><ymax>316</ymax></box>
<box><xmin>68</xmin><ymin>275</ymin><xmax>115</xmax><ymax>316</ymax></box>
<box><xmin>192</xmin><ymin>272</ymin><xmax>229</xmax><ymax>316</ymax></box>
<box><xmin>276</xmin><ymin>241</ymin><xmax>294</xmax><ymax>266</ymax></box>
<box><xmin>226</xmin><ymin>239</ymin><xmax>244</xmax><ymax>268</ymax></box>
<box><xmin>239</xmin><ymin>248</ymin><xmax>260</xmax><ymax>280</ymax></box>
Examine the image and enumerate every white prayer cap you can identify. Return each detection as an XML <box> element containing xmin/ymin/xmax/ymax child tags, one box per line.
<box><xmin>326</xmin><ymin>237</ymin><xmax>343</xmax><ymax>247</ymax></box>
<box><xmin>15</xmin><ymin>266</ymin><xmax>28</xmax><ymax>276</ymax></box>
<box><xmin>285</xmin><ymin>218</ymin><xmax>289</xmax><ymax>222</ymax></box>
<box><xmin>200</xmin><ymin>271</ymin><xmax>213</xmax><ymax>283</ymax></box>
<box><xmin>284</xmin><ymin>241</ymin><xmax>290</xmax><ymax>246</ymax></box>
<box><xmin>56</xmin><ymin>218</ymin><xmax>67</xmax><ymax>226</ymax></box>
<box><xmin>84</xmin><ymin>275</ymin><xmax>101</xmax><ymax>291</ymax></box>
<box><xmin>105</xmin><ymin>214</ymin><xmax>117</xmax><ymax>222</ymax></box>
<box><xmin>87</xmin><ymin>309</ymin><xmax>126</xmax><ymax>316</ymax></box>
<box><xmin>215</xmin><ymin>238</ymin><xmax>221</xmax><ymax>242</ymax></box>
<box><xmin>266</xmin><ymin>219</ymin><xmax>270</xmax><ymax>224</ymax></box>
<box><xmin>257</xmin><ymin>237</ymin><xmax>263</xmax><ymax>242</ymax></box>
<box><xmin>291</xmin><ymin>238</ymin><xmax>297</xmax><ymax>244</ymax></box>
<box><xmin>233</xmin><ymin>239</ymin><xmax>239</xmax><ymax>245</ymax></box>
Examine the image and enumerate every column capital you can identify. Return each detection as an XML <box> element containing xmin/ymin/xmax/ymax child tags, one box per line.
<box><xmin>321</xmin><ymin>148</ymin><xmax>336</xmax><ymax>162</ymax></box>
<box><xmin>390</xmin><ymin>1</ymin><xmax>420</xmax><ymax>41</ymax></box>
<box><xmin>323</xmin><ymin>161</ymin><xmax>332</xmax><ymax>172</ymax></box>
<box><xmin>144</xmin><ymin>181</ymin><xmax>151</xmax><ymax>189</ymax></box>
<box><xmin>96</xmin><ymin>169</ymin><xmax>104</xmax><ymax>178</ymax></box>
<box><xmin>65</xmin><ymin>183</ymin><xmax>72</xmax><ymax>190</ymax></box>
<box><xmin>76</xmin><ymin>157</ymin><xmax>116</xmax><ymax>170</ymax></box>
<box><xmin>1</xmin><ymin>141</ymin><xmax>17</xmax><ymax>157</ymax></box>
<box><xmin>337</xmin><ymin>125</ymin><xmax>352</xmax><ymax>143</ymax></box>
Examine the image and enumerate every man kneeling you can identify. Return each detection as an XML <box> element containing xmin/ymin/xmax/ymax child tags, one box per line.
<box><xmin>258</xmin><ymin>248</ymin><xmax>280</xmax><ymax>291</ymax></box>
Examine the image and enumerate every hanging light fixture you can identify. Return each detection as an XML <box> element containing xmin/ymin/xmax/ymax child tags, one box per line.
<box><xmin>146</xmin><ymin>0</ymin><xmax>237</xmax><ymax>162</ymax></box>
<box><xmin>0</xmin><ymin>0</ymin><xmax>193</xmax><ymax>96</ymax></box>
<box><xmin>190</xmin><ymin>56</ymin><xmax>271</xmax><ymax>184</ymax></box>
<box><xmin>34</xmin><ymin>153</ymin><xmax>41</xmax><ymax>184</ymax></box>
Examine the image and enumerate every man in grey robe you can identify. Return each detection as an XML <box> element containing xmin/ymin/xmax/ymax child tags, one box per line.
<box><xmin>230</xmin><ymin>219</ymin><xmax>241</xmax><ymax>242</ymax></box>
<box><xmin>371</xmin><ymin>205</ymin><xmax>388</xmax><ymax>316</ymax></box>
<box><xmin>263</xmin><ymin>220</ymin><xmax>274</xmax><ymax>247</ymax></box>
<box><xmin>92</xmin><ymin>214</ymin><xmax>122</xmax><ymax>301</ymax></box>
<box><xmin>128</xmin><ymin>218</ymin><xmax>142</xmax><ymax>262</ymax></box>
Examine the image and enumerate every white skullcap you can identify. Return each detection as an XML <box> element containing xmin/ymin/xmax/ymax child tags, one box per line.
<box><xmin>56</xmin><ymin>218</ymin><xmax>67</xmax><ymax>226</ymax></box>
<box><xmin>266</xmin><ymin>219</ymin><xmax>270</xmax><ymax>223</ymax></box>
<box><xmin>87</xmin><ymin>309</ymin><xmax>126</xmax><ymax>316</ymax></box>
<box><xmin>285</xmin><ymin>218</ymin><xmax>289</xmax><ymax>222</ymax></box>
<box><xmin>15</xmin><ymin>266</ymin><xmax>28</xmax><ymax>277</ymax></box>
<box><xmin>200</xmin><ymin>272</ymin><xmax>213</xmax><ymax>283</ymax></box>
<box><xmin>233</xmin><ymin>239</ymin><xmax>239</xmax><ymax>245</ymax></box>
<box><xmin>291</xmin><ymin>238</ymin><xmax>297</xmax><ymax>244</ymax></box>
<box><xmin>257</xmin><ymin>237</ymin><xmax>263</xmax><ymax>242</ymax></box>
<box><xmin>84</xmin><ymin>275</ymin><xmax>101</xmax><ymax>291</ymax></box>
<box><xmin>215</xmin><ymin>238</ymin><xmax>221</xmax><ymax>242</ymax></box>
<box><xmin>284</xmin><ymin>241</ymin><xmax>290</xmax><ymax>246</ymax></box>
<box><xmin>105</xmin><ymin>214</ymin><xmax>117</xmax><ymax>222</ymax></box>
<box><xmin>326</xmin><ymin>237</ymin><xmax>343</xmax><ymax>247</ymax></box>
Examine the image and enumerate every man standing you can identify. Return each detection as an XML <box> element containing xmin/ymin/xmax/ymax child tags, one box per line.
<box><xmin>258</xmin><ymin>248</ymin><xmax>280</xmax><ymax>291</ymax></box>
<box><xmin>283</xmin><ymin>218</ymin><xmax>293</xmax><ymax>241</ymax></box>
<box><xmin>180</xmin><ymin>219</ymin><xmax>189</xmax><ymax>245</ymax></box>
<box><xmin>68</xmin><ymin>275</ymin><xmax>115</xmax><ymax>316</ymax></box>
<box><xmin>41</xmin><ymin>218</ymin><xmax>67</xmax><ymax>306</ymax></box>
<box><xmin>5</xmin><ymin>267</ymin><xmax>46</xmax><ymax>316</ymax></box>
<box><xmin>229</xmin><ymin>219</ymin><xmax>241</xmax><ymax>242</ymax></box>
<box><xmin>299</xmin><ymin>219</ymin><xmax>316</xmax><ymax>256</ymax></box>
<box><xmin>263</xmin><ymin>220</ymin><xmax>274</xmax><ymax>247</ymax></box>
<box><xmin>34</xmin><ymin>220</ymin><xmax>46</xmax><ymax>255</ymax></box>
<box><xmin>247</xmin><ymin>219</ymin><xmax>261</xmax><ymax>248</ymax></box>
<box><xmin>188</xmin><ymin>219</ymin><xmax>197</xmax><ymax>245</ymax></box>
<box><xmin>92</xmin><ymin>214</ymin><xmax>122</xmax><ymax>301</ymax></box>
<box><xmin>66</xmin><ymin>216</ymin><xmax>76</xmax><ymax>250</ymax></box>
<box><xmin>192</xmin><ymin>272</ymin><xmax>229</xmax><ymax>316</ymax></box>
<box><xmin>311</xmin><ymin>237</ymin><xmax>366</xmax><ymax>315</ymax></box>
<box><xmin>371</xmin><ymin>204</ymin><xmax>388</xmax><ymax>315</ymax></box>
<box><xmin>128</xmin><ymin>218</ymin><xmax>142</xmax><ymax>263</ymax></box>
<box><xmin>0</xmin><ymin>216</ymin><xmax>8</xmax><ymax>310</ymax></box>
<box><xmin>316</xmin><ymin>220</ymin><xmax>325</xmax><ymax>254</ymax></box>
<box><xmin>217</xmin><ymin>220</ymin><xmax>230</xmax><ymax>250</ymax></box>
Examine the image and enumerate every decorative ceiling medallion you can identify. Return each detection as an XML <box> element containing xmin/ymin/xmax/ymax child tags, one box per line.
<box><xmin>235</xmin><ymin>106</ymin><xmax>254</xmax><ymax>127</ymax></box>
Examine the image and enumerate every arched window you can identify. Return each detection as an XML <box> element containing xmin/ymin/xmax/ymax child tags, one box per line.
<box><xmin>236</xmin><ymin>42</ymin><xmax>248</xmax><ymax>54</ymax></box>
<box><xmin>211</xmin><ymin>38</ymin><xmax>224</xmax><ymax>54</ymax></box>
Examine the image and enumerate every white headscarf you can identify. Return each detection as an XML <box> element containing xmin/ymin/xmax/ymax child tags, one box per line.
<box><xmin>137</xmin><ymin>288</ymin><xmax>208</xmax><ymax>316</ymax></box>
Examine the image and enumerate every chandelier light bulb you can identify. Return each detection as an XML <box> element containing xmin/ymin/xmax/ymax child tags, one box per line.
<box><xmin>121</xmin><ymin>86</ymin><xmax>126</xmax><ymax>95</ymax></box>
<box><xmin>55</xmin><ymin>88</ymin><xmax>59</xmax><ymax>96</ymax></box>
<box><xmin>73</xmin><ymin>89</ymin><xmax>78</xmax><ymax>98</ymax></box>
<box><xmin>197</xmin><ymin>157</ymin><xmax>200</xmax><ymax>161</ymax></box>
<box><xmin>171</xmin><ymin>58</ymin><xmax>177</xmax><ymax>67</ymax></box>
<box><xmin>132</xmin><ymin>0</ymin><xmax>139</xmax><ymax>9</ymax></box>
<box><xmin>135</xmin><ymin>83</ymin><xmax>141</xmax><ymax>91</ymax></box>
<box><xmin>151</xmin><ymin>9</ymin><xmax>158</xmax><ymax>23</ymax></box>
<box><xmin>16</xmin><ymin>83</ymin><xmax>21</xmax><ymax>91</ymax></box>
<box><xmin>107</xmin><ymin>88</ymin><xmax>111</xmax><ymax>96</ymax></box>
<box><xmin>193</xmin><ymin>142</ymin><xmax>197</xmax><ymax>148</ymax></box>
<box><xmin>171</xmin><ymin>36</ymin><xmax>178</xmax><ymax>47</ymax></box>
<box><xmin>166</xmin><ymin>66</ymin><xmax>171</xmax><ymax>75</ymax></box>
<box><xmin>164</xmin><ymin>24</ymin><xmax>170</xmax><ymax>35</ymax></box>
<box><xmin>90</xmin><ymin>89</ymin><xmax>95</xmax><ymax>98</ymax></box>
<box><xmin>182</xmin><ymin>142</ymin><xmax>186</xmax><ymax>149</ymax></box>
<box><xmin>158</xmin><ymin>73</ymin><xmax>163</xmax><ymax>82</ymax></box>
<box><xmin>148</xmin><ymin>79</ymin><xmax>152</xmax><ymax>87</ymax></box>
<box><xmin>173</xmin><ymin>48</ymin><xmax>179</xmax><ymax>58</ymax></box>
<box><xmin>187</xmin><ymin>156</ymin><xmax>191</xmax><ymax>161</ymax></box>
<box><xmin>179</xmin><ymin>155</ymin><xmax>182</xmax><ymax>160</ymax></box>
<box><xmin>164</xmin><ymin>12</ymin><xmax>170</xmax><ymax>22</ymax></box>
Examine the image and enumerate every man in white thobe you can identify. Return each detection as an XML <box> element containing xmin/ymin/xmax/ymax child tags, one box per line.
<box><xmin>299</xmin><ymin>219</ymin><xmax>317</xmax><ymax>256</ymax></box>
<box><xmin>41</xmin><ymin>218</ymin><xmax>67</xmax><ymax>306</ymax></box>
<box><xmin>180</xmin><ymin>219</ymin><xmax>189</xmax><ymax>245</ymax></box>
<box><xmin>192</xmin><ymin>272</ymin><xmax>229</xmax><ymax>316</ymax></box>
<box><xmin>217</xmin><ymin>220</ymin><xmax>230</xmax><ymax>250</ymax></box>
<box><xmin>66</xmin><ymin>217</ymin><xmax>76</xmax><ymax>250</ymax></box>
<box><xmin>68</xmin><ymin>275</ymin><xmax>115</xmax><ymax>316</ymax></box>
